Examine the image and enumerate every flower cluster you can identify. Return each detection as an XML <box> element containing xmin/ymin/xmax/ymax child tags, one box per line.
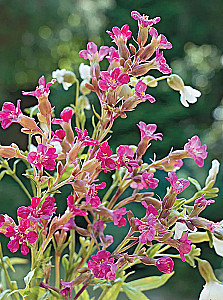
<box><xmin>0</xmin><ymin>9</ymin><xmax>221</xmax><ymax>300</ymax></box>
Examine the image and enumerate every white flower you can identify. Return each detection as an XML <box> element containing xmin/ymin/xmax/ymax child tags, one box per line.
<box><xmin>213</xmin><ymin>236</ymin><xmax>223</xmax><ymax>257</ymax></box>
<box><xmin>174</xmin><ymin>222</ymin><xmax>196</xmax><ymax>239</ymax></box>
<box><xmin>205</xmin><ymin>159</ymin><xmax>220</xmax><ymax>186</ymax></box>
<box><xmin>50</xmin><ymin>141</ymin><xmax>62</xmax><ymax>154</ymax></box>
<box><xmin>52</xmin><ymin>69</ymin><xmax>76</xmax><ymax>90</ymax></box>
<box><xmin>199</xmin><ymin>281</ymin><xmax>223</xmax><ymax>300</ymax></box>
<box><xmin>179</xmin><ymin>86</ymin><xmax>201</xmax><ymax>107</ymax></box>
<box><xmin>79</xmin><ymin>63</ymin><xmax>91</xmax><ymax>82</ymax></box>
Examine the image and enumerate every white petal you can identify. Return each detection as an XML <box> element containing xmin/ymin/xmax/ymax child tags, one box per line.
<box><xmin>62</xmin><ymin>82</ymin><xmax>72</xmax><ymax>90</ymax></box>
<box><xmin>199</xmin><ymin>281</ymin><xmax>223</xmax><ymax>300</ymax></box>
<box><xmin>79</xmin><ymin>63</ymin><xmax>91</xmax><ymax>81</ymax></box>
<box><xmin>213</xmin><ymin>236</ymin><xmax>223</xmax><ymax>257</ymax></box>
<box><xmin>179</xmin><ymin>91</ymin><xmax>189</xmax><ymax>107</ymax></box>
<box><xmin>50</xmin><ymin>141</ymin><xmax>62</xmax><ymax>154</ymax></box>
<box><xmin>184</xmin><ymin>86</ymin><xmax>201</xmax><ymax>97</ymax></box>
<box><xmin>174</xmin><ymin>222</ymin><xmax>188</xmax><ymax>239</ymax></box>
<box><xmin>29</xmin><ymin>144</ymin><xmax>37</xmax><ymax>152</ymax></box>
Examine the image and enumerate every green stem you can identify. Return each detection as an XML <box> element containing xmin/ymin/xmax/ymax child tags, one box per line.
<box><xmin>147</xmin><ymin>75</ymin><xmax>170</xmax><ymax>85</ymax></box>
<box><xmin>0</xmin><ymin>244</ymin><xmax>19</xmax><ymax>300</ymax></box>
<box><xmin>75</xmin><ymin>80</ymin><xmax>80</xmax><ymax>128</ymax></box>
<box><xmin>55</xmin><ymin>252</ymin><xmax>61</xmax><ymax>289</ymax></box>
<box><xmin>11</xmin><ymin>173</ymin><xmax>32</xmax><ymax>200</ymax></box>
<box><xmin>98</xmin><ymin>286</ymin><xmax>110</xmax><ymax>300</ymax></box>
<box><xmin>102</xmin><ymin>181</ymin><xmax>118</xmax><ymax>203</ymax></box>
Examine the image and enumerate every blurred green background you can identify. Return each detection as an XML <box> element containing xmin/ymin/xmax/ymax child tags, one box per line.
<box><xmin>0</xmin><ymin>0</ymin><xmax>223</xmax><ymax>299</ymax></box>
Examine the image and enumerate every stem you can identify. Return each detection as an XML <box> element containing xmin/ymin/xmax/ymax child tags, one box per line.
<box><xmin>98</xmin><ymin>286</ymin><xmax>110</xmax><ymax>300</ymax></box>
<box><xmin>0</xmin><ymin>244</ymin><xmax>19</xmax><ymax>300</ymax></box>
<box><xmin>102</xmin><ymin>182</ymin><xmax>118</xmax><ymax>203</ymax></box>
<box><xmin>75</xmin><ymin>80</ymin><xmax>80</xmax><ymax>128</ymax></box>
<box><xmin>113</xmin><ymin>229</ymin><xmax>133</xmax><ymax>254</ymax></box>
<box><xmin>55</xmin><ymin>252</ymin><xmax>61</xmax><ymax>289</ymax></box>
<box><xmin>156</xmin><ymin>245</ymin><xmax>171</xmax><ymax>254</ymax></box>
<box><xmin>147</xmin><ymin>75</ymin><xmax>170</xmax><ymax>85</ymax></box>
<box><xmin>11</xmin><ymin>173</ymin><xmax>32</xmax><ymax>200</ymax></box>
<box><xmin>73</xmin><ymin>275</ymin><xmax>92</xmax><ymax>300</ymax></box>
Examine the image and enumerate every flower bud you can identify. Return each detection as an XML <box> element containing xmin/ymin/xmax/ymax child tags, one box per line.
<box><xmin>63</xmin><ymin>71</ymin><xmax>77</xmax><ymax>84</ymax></box>
<box><xmin>82</xmin><ymin>159</ymin><xmax>100</xmax><ymax>172</ymax></box>
<box><xmin>139</xmin><ymin>44</ymin><xmax>156</xmax><ymax>61</ymax></box>
<box><xmin>197</xmin><ymin>259</ymin><xmax>218</xmax><ymax>283</ymax></box>
<box><xmin>138</xmin><ymin>255</ymin><xmax>155</xmax><ymax>265</ymax></box>
<box><xmin>80</xmin><ymin>80</ymin><xmax>91</xmax><ymax>96</ymax></box>
<box><xmin>129</xmin><ymin>77</ymin><xmax>138</xmax><ymax>87</ymax></box>
<box><xmin>131</xmin><ymin>62</ymin><xmax>154</xmax><ymax>77</ymax></box>
<box><xmin>142</xmin><ymin>75</ymin><xmax>158</xmax><ymax>87</ymax></box>
<box><xmin>167</xmin><ymin>74</ymin><xmax>184</xmax><ymax>91</ymax></box>
<box><xmin>205</xmin><ymin>159</ymin><xmax>220</xmax><ymax>187</ymax></box>
<box><xmin>0</xmin><ymin>145</ymin><xmax>18</xmax><ymax>159</ymax></box>
<box><xmin>188</xmin><ymin>232</ymin><xmax>209</xmax><ymax>243</ymax></box>
<box><xmin>138</xmin><ymin>27</ymin><xmax>148</xmax><ymax>47</ymax></box>
<box><xmin>118</xmin><ymin>84</ymin><xmax>133</xmax><ymax>100</ymax></box>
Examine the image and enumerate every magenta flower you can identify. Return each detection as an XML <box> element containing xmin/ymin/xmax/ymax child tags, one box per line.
<box><xmin>141</xmin><ymin>172</ymin><xmax>159</xmax><ymax>189</ymax></box>
<box><xmin>107</xmin><ymin>24</ymin><xmax>132</xmax><ymax>45</ymax></box>
<box><xmin>155</xmin><ymin>257</ymin><xmax>174</xmax><ymax>273</ymax></box>
<box><xmin>52</xmin><ymin>129</ymin><xmax>66</xmax><ymax>142</ymax></box>
<box><xmin>67</xmin><ymin>194</ymin><xmax>87</xmax><ymax>216</ymax></box>
<box><xmin>149</xmin><ymin>28</ymin><xmax>172</xmax><ymax>49</ymax></box>
<box><xmin>17</xmin><ymin>196</ymin><xmax>56</xmax><ymax>224</ymax></box>
<box><xmin>92</xmin><ymin>220</ymin><xmax>113</xmax><ymax>248</ymax></box>
<box><xmin>154</xmin><ymin>48</ymin><xmax>172</xmax><ymax>74</ymax></box>
<box><xmin>106</xmin><ymin>46</ymin><xmax>119</xmax><ymax>63</ymax></box>
<box><xmin>116</xmin><ymin>145</ymin><xmax>139</xmax><ymax>172</ymax></box>
<box><xmin>194</xmin><ymin>193</ymin><xmax>215</xmax><ymax>208</ymax></box>
<box><xmin>96</xmin><ymin>141</ymin><xmax>116</xmax><ymax>173</ymax></box>
<box><xmin>79</xmin><ymin>42</ymin><xmax>109</xmax><ymax>63</ymax></box>
<box><xmin>5</xmin><ymin>219</ymin><xmax>38</xmax><ymax>255</ymax></box>
<box><xmin>98</xmin><ymin>68</ymin><xmax>130</xmax><ymax>91</ymax></box>
<box><xmin>27</xmin><ymin>144</ymin><xmax>58</xmax><ymax>171</ymax></box>
<box><xmin>22</xmin><ymin>75</ymin><xmax>56</xmax><ymax>99</ymax></box>
<box><xmin>141</xmin><ymin>203</ymin><xmax>159</xmax><ymax>217</ymax></box>
<box><xmin>166</xmin><ymin>172</ymin><xmax>190</xmax><ymax>194</ymax></box>
<box><xmin>137</xmin><ymin>121</ymin><xmax>162</xmax><ymax>141</ymax></box>
<box><xmin>135</xmin><ymin>214</ymin><xmax>157</xmax><ymax>243</ymax></box>
<box><xmin>184</xmin><ymin>135</ymin><xmax>208</xmax><ymax>167</ymax></box>
<box><xmin>0</xmin><ymin>100</ymin><xmax>23</xmax><ymax>129</ymax></box>
<box><xmin>178</xmin><ymin>232</ymin><xmax>192</xmax><ymax>261</ymax></box>
<box><xmin>52</xmin><ymin>107</ymin><xmax>73</xmax><ymax>125</ymax></box>
<box><xmin>88</xmin><ymin>250</ymin><xmax>117</xmax><ymax>281</ymax></box>
<box><xmin>75</xmin><ymin>127</ymin><xmax>98</xmax><ymax>147</ymax></box>
<box><xmin>111</xmin><ymin>207</ymin><xmax>127</xmax><ymax>227</ymax></box>
<box><xmin>134</xmin><ymin>80</ymin><xmax>156</xmax><ymax>103</ymax></box>
<box><xmin>86</xmin><ymin>182</ymin><xmax>106</xmax><ymax>207</ymax></box>
<box><xmin>131</xmin><ymin>11</ymin><xmax>161</xmax><ymax>28</ymax></box>
<box><xmin>60</xmin><ymin>281</ymin><xmax>74</xmax><ymax>299</ymax></box>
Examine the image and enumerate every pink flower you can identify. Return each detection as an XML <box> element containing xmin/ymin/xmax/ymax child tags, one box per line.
<box><xmin>52</xmin><ymin>129</ymin><xmax>66</xmax><ymax>142</ymax></box>
<box><xmin>137</xmin><ymin>121</ymin><xmax>162</xmax><ymax>141</ymax></box>
<box><xmin>92</xmin><ymin>220</ymin><xmax>113</xmax><ymax>248</ymax></box>
<box><xmin>0</xmin><ymin>100</ymin><xmax>23</xmax><ymax>129</ymax></box>
<box><xmin>134</xmin><ymin>80</ymin><xmax>156</xmax><ymax>103</ymax></box>
<box><xmin>106</xmin><ymin>24</ymin><xmax>132</xmax><ymax>45</ymax></box>
<box><xmin>131</xmin><ymin>11</ymin><xmax>161</xmax><ymax>28</ymax></box>
<box><xmin>88</xmin><ymin>250</ymin><xmax>117</xmax><ymax>281</ymax></box>
<box><xmin>194</xmin><ymin>194</ymin><xmax>215</xmax><ymax>208</ymax></box>
<box><xmin>27</xmin><ymin>144</ymin><xmax>58</xmax><ymax>171</ymax></box>
<box><xmin>52</xmin><ymin>107</ymin><xmax>73</xmax><ymax>125</ymax></box>
<box><xmin>166</xmin><ymin>172</ymin><xmax>190</xmax><ymax>193</ymax></box>
<box><xmin>79</xmin><ymin>42</ymin><xmax>109</xmax><ymax>63</ymax></box>
<box><xmin>184</xmin><ymin>135</ymin><xmax>208</xmax><ymax>167</ymax></box>
<box><xmin>149</xmin><ymin>27</ymin><xmax>172</xmax><ymax>49</ymax></box>
<box><xmin>141</xmin><ymin>203</ymin><xmax>159</xmax><ymax>217</ymax></box>
<box><xmin>75</xmin><ymin>127</ymin><xmax>98</xmax><ymax>146</ymax></box>
<box><xmin>116</xmin><ymin>145</ymin><xmax>139</xmax><ymax>172</ymax></box>
<box><xmin>67</xmin><ymin>195</ymin><xmax>87</xmax><ymax>216</ymax></box>
<box><xmin>141</xmin><ymin>172</ymin><xmax>159</xmax><ymax>189</ymax></box>
<box><xmin>154</xmin><ymin>48</ymin><xmax>172</xmax><ymax>74</ymax></box>
<box><xmin>22</xmin><ymin>75</ymin><xmax>56</xmax><ymax>99</ymax></box>
<box><xmin>86</xmin><ymin>182</ymin><xmax>106</xmax><ymax>207</ymax></box>
<box><xmin>106</xmin><ymin>46</ymin><xmax>119</xmax><ymax>63</ymax></box>
<box><xmin>178</xmin><ymin>232</ymin><xmax>191</xmax><ymax>261</ymax></box>
<box><xmin>155</xmin><ymin>257</ymin><xmax>174</xmax><ymax>273</ymax></box>
<box><xmin>111</xmin><ymin>207</ymin><xmax>127</xmax><ymax>227</ymax></box>
<box><xmin>60</xmin><ymin>281</ymin><xmax>74</xmax><ymax>299</ymax></box>
<box><xmin>5</xmin><ymin>219</ymin><xmax>38</xmax><ymax>255</ymax></box>
<box><xmin>17</xmin><ymin>196</ymin><xmax>56</xmax><ymax>224</ymax></box>
<box><xmin>96</xmin><ymin>141</ymin><xmax>116</xmax><ymax>173</ymax></box>
<box><xmin>98</xmin><ymin>68</ymin><xmax>130</xmax><ymax>91</ymax></box>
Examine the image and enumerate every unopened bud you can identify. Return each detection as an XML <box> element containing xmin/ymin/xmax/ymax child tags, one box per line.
<box><xmin>167</xmin><ymin>74</ymin><xmax>184</xmax><ymax>91</ymax></box>
<box><xmin>142</xmin><ymin>75</ymin><xmax>158</xmax><ymax>87</ymax></box>
<box><xmin>197</xmin><ymin>258</ymin><xmax>218</xmax><ymax>283</ymax></box>
<box><xmin>138</xmin><ymin>27</ymin><xmax>148</xmax><ymax>47</ymax></box>
<box><xmin>188</xmin><ymin>232</ymin><xmax>209</xmax><ymax>243</ymax></box>
<box><xmin>72</xmin><ymin>180</ymin><xmax>86</xmax><ymax>193</ymax></box>
<box><xmin>82</xmin><ymin>159</ymin><xmax>100</xmax><ymax>173</ymax></box>
<box><xmin>129</xmin><ymin>77</ymin><xmax>138</xmax><ymax>87</ymax></box>
<box><xmin>205</xmin><ymin>160</ymin><xmax>220</xmax><ymax>187</ymax></box>
<box><xmin>138</xmin><ymin>255</ymin><xmax>155</xmax><ymax>265</ymax></box>
<box><xmin>119</xmin><ymin>84</ymin><xmax>133</xmax><ymax>100</ymax></box>
<box><xmin>140</xmin><ymin>44</ymin><xmax>156</xmax><ymax>61</ymax></box>
<box><xmin>131</xmin><ymin>62</ymin><xmax>154</xmax><ymax>77</ymax></box>
<box><xmin>80</xmin><ymin>80</ymin><xmax>91</xmax><ymax>96</ymax></box>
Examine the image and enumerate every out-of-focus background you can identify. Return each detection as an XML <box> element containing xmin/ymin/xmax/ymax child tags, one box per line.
<box><xmin>0</xmin><ymin>0</ymin><xmax>223</xmax><ymax>299</ymax></box>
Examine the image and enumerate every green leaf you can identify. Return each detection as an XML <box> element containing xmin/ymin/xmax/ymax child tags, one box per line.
<box><xmin>122</xmin><ymin>285</ymin><xmax>149</xmax><ymax>300</ymax></box>
<box><xmin>127</xmin><ymin>272</ymin><xmax>174</xmax><ymax>291</ymax></box>
<box><xmin>102</xmin><ymin>281</ymin><xmax>122</xmax><ymax>300</ymax></box>
<box><xmin>9</xmin><ymin>257</ymin><xmax>28</xmax><ymax>265</ymax></box>
<box><xmin>147</xmin><ymin>243</ymin><xmax>162</xmax><ymax>258</ymax></box>
<box><xmin>3</xmin><ymin>256</ymin><xmax>15</xmax><ymax>272</ymax></box>
<box><xmin>62</xmin><ymin>255</ymin><xmax>69</xmax><ymax>272</ymax></box>
<box><xmin>188</xmin><ymin>177</ymin><xmax>201</xmax><ymax>191</ymax></box>
<box><xmin>24</xmin><ymin>268</ymin><xmax>36</xmax><ymax>287</ymax></box>
<box><xmin>185</xmin><ymin>245</ymin><xmax>201</xmax><ymax>268</ymax></box>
